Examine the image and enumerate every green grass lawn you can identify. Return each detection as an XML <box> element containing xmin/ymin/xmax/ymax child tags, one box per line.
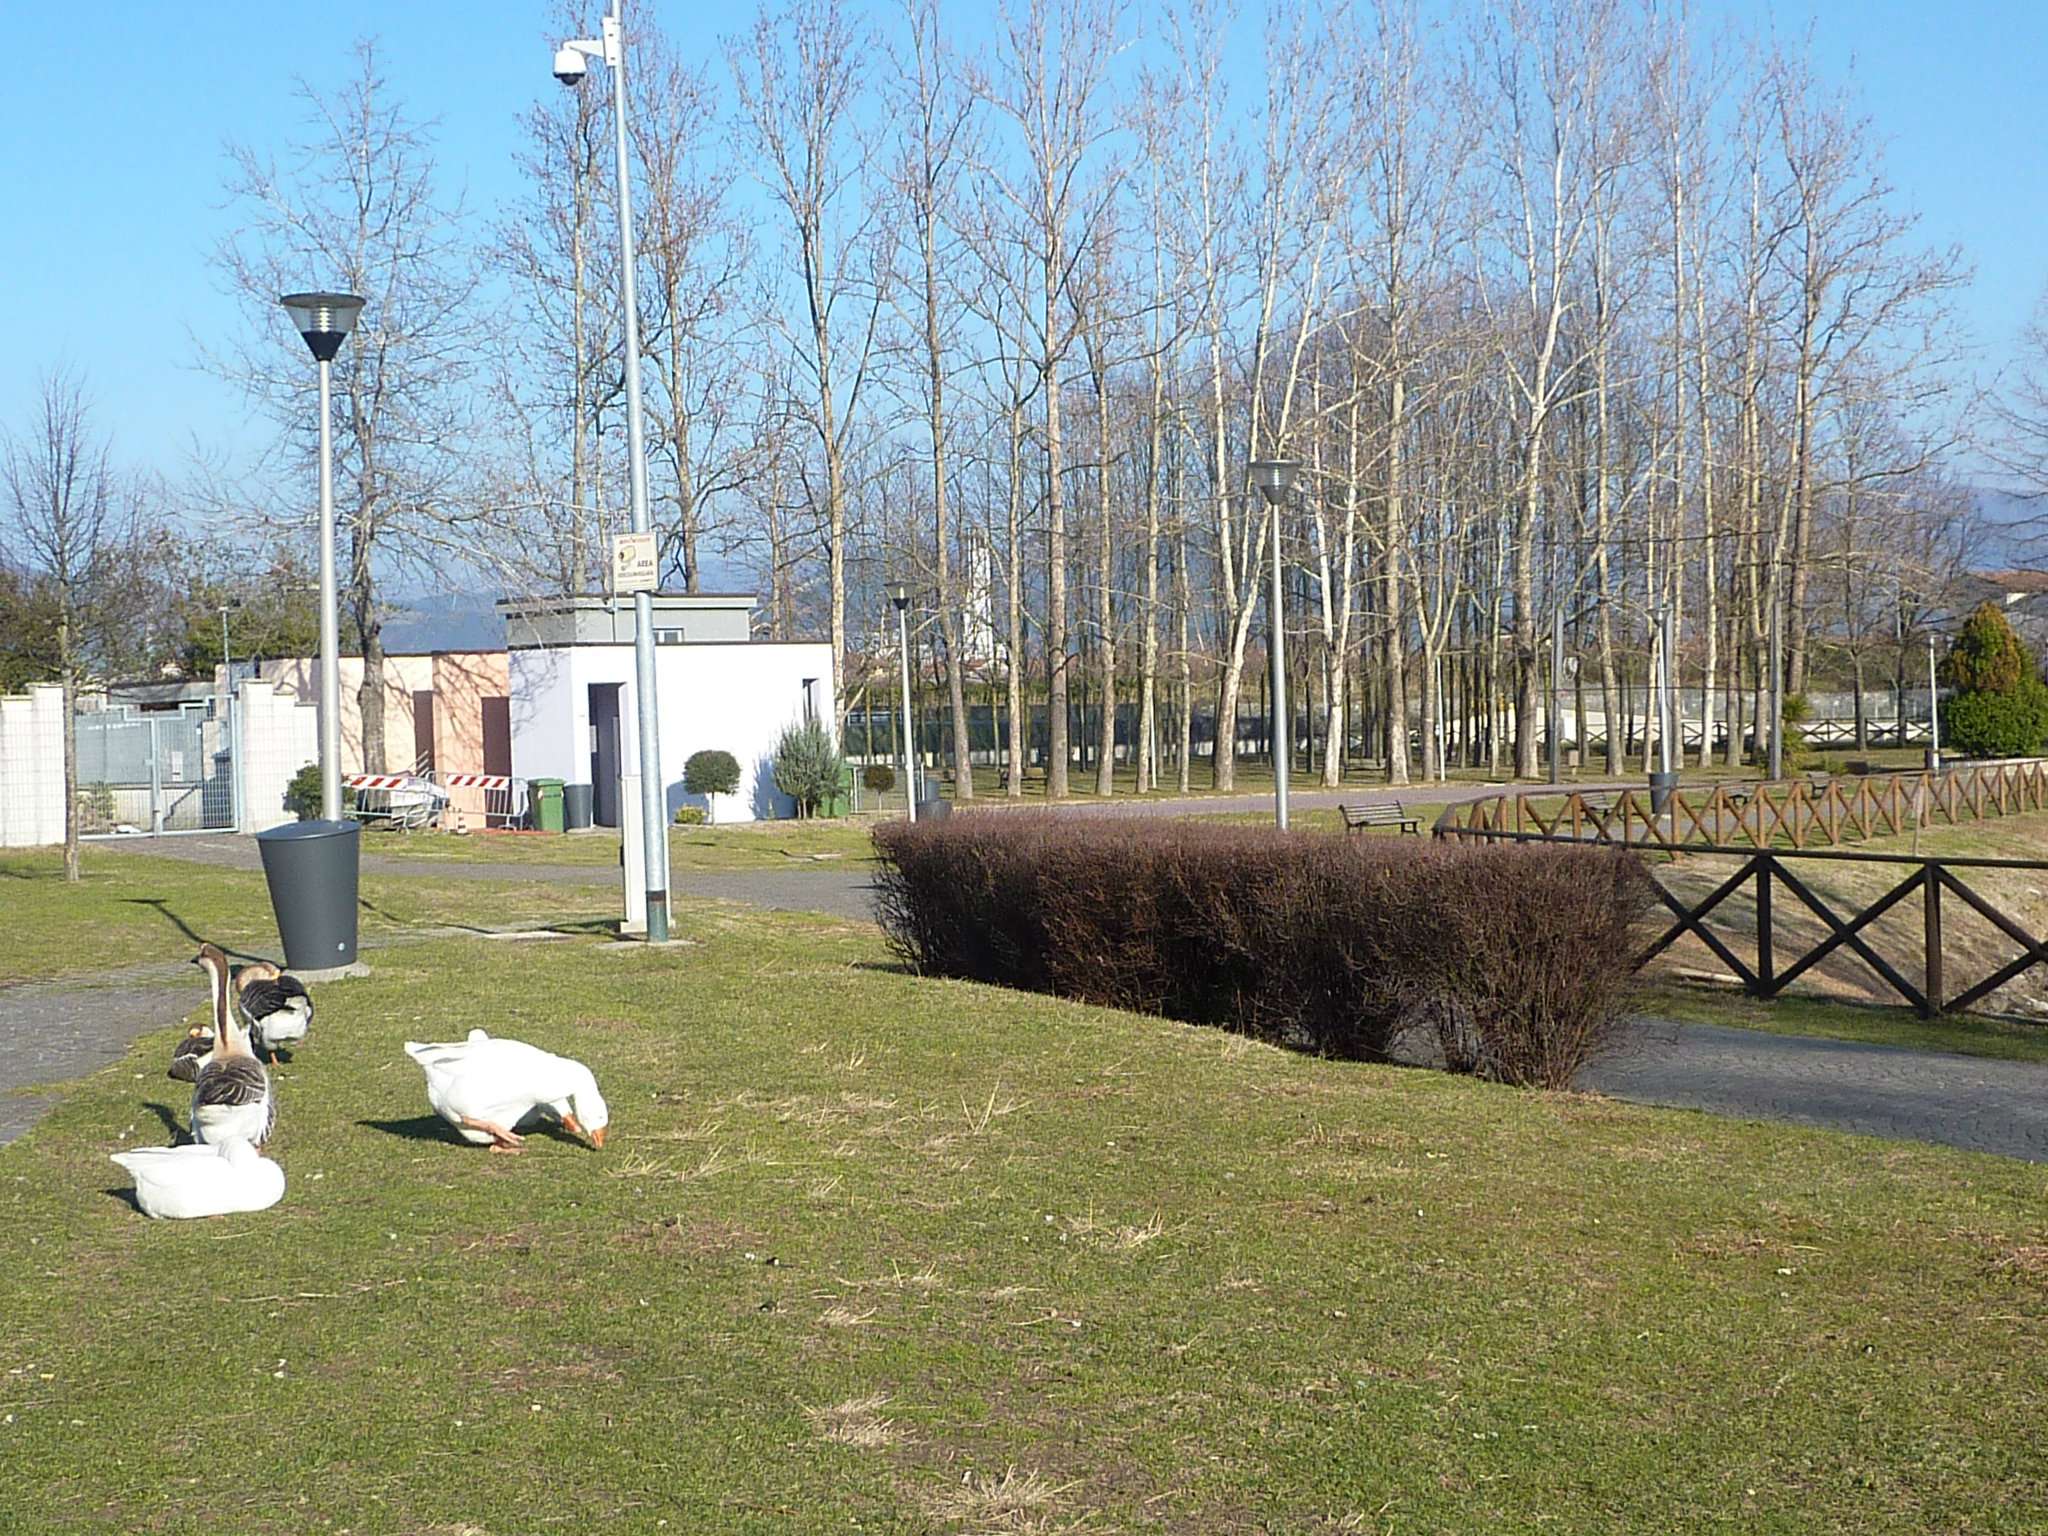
<box><xmin>0</xmin><ymin>849</ymin><xmax>621</xmax><ymax>984</ymax></box>
<box><xmin>359</xmin><ymin>818</ymin><xmax>878</xmax><ymax>872</ymax></box>
<box><xmin>3</xmin><ymin>865</ymin><xmax>2046</xmax><ymax>1531</ymax></box>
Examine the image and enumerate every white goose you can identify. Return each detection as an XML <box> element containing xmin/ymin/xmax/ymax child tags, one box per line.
<box><xmin>403</xmin><ymin>1029</ymin><xmax>609</xmax><ymax>1154</ymax></box>
<box><xmin>109</xmin><ymin>1137</ymin><xmax>284</xmax><ymax>1220</ymax></box>
<box><xmin>235</xmin><ymin>961</ymin><xmax>313</xmax><ymax>1063</ymax></box>
<box><xmin>190</xmin><ymin>944</ymin><xmax>275</xmax><ymax>1148</ymax></box>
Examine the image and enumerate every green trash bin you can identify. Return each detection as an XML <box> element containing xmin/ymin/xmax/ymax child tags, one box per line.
<box><xmin>529</xmin><ymin>777</ymin><xmax>566</xmax><ymax>833</ymax></box>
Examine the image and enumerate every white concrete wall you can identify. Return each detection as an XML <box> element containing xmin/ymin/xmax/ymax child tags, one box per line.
<box><xmin>508</xmin><ymin>641</ymin><xmax>836</xmax><ymax>824</ymax></box>
<box><xmin>0</xmin><ymin>684</ymin><xmax>67</xmax><ymax>848</ymax></box>
<box><xmin>234</xmin><ymin>679</ymin><xmax>320</xmax><ymax>833</ymax></box>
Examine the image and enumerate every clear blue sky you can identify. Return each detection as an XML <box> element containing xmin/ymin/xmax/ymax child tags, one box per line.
<box><xmin>1</xmin><ymin>0</ymin><xmax>2042</xmax><ymax>484</ymax></box>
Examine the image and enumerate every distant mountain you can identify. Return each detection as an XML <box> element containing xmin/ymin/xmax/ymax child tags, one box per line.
<box><xmin>381</xmin><ymin>592</ymin><xmax>506</xmax><ymax>655</ymax></box>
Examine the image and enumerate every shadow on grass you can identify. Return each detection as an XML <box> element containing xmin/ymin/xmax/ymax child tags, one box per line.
<box><xmin>101</xmin><ymin>1186</ymin><xmax>144</xmax><ymax>1214</ymax></box>
<box><xmin>140</xmin><ymin>1102</ymin><xmax>190</xmax><ymax>1144</ymax></box>
<box><xmin>359</xmin><ymin>1115</ymin><xmax>463</xmax><ymax>1146</ymax></box>
<box><xmin>118</xmin><ymin>898</ymin><xmax>266</xmax><ymax>962</ymax></box>
<box><xmin>357</xmin><ymin>1114</ymin><xmax>596</xmax><ymax>1151</ymax></box>
<box><xmin>848</xmin><ymin>959</ymin><xmax>916</xmax><ymax>976</ymax></box>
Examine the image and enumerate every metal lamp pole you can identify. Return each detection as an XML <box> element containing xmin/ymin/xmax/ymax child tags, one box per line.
<box><xmin>558</xmin><ymin>0</ymin><xmax>669</xmax><ymax>940</ymax></box>
<box><xmin>1249</xmin><ymin>458</ymin><xmax>1300</xmax><ymax>829</ymax></box>
<box><xmin>1928</xmin><ymin>632</ymin><xmax>1941</xmax><ymax>769</ymax></box>
<box><xmin>278</xmin><ymin>293</ymin><xmax>364</xmax><ymax>822</ymax></box>
<box><xmin>888</xmin><ymin>583</ymin><xmax>916</xmax><ymax>821</ymax></box>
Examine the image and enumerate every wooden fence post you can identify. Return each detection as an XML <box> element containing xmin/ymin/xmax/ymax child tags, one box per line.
<box><xmin>1923</xmin><ymin>863</ymin><xmax>1943</xmax><ymax>1018</ymax></box>
<box><xmin>1756</xmin><ymin>855</ymin><xmax>1774</xmax><ymax>996</ymax></box>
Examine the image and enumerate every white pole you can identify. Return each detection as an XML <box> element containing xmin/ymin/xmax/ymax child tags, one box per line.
<box><xmin>898</xmin><ymin>605</ymin><xmax>917</xmax><ymax>821</ymax></box>
<box><xmin>606</xmin><ymin>0</ymin><xmax>670</xmax><ymax>941</ymax></box>
<box><xmin>1271</xmin><ymin>508</ymin><xmax>1289</xmax><ymax>830</ymax></box>
<box><xmin>317</xmin><ymin>355</ymin><xmax>341</xmax><ymax>823</ymax></box>
<box><xmin>1928</xmin><ymin>632</ymin><xmax>1940</xmax><ymax>765</ymax></box>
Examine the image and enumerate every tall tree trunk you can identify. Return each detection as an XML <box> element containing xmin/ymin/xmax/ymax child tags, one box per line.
<box><xmin>1005</xmin><ymin>400</ymin><xmax>1026</xmax><ymax>798</ymax></box>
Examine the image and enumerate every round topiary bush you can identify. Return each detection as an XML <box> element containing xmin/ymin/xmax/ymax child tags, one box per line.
<box><xmin>862</xmin><ymin>763</ymin><xmax>897</xmax><ymax>793</ymax></box>
<box><xmin>283</xmin><ymin>762</ymin><xmax>323</xmax><ymax>821</ymax></box>
<box><xmin>685</xmin><ymin>749</ymin><xmax>741</xmax><ymax>798</ymax></box>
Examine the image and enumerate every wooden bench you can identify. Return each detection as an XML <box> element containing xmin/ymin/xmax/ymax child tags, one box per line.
<box><xmin>1339</xmin><ymin>801</ymin><xmax>1421</xmax><ymax>836</ymax></box>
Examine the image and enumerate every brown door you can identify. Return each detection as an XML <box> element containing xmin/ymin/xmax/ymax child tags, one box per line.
<box><xmin>481</xmin><ymin>696</ymin><xmax>512</xmax><ymax>778</ymax></box>
<box><xmin>412</xmin><ymin>691</ymin><xmax>436</xmax><ymax>774</ymax></box>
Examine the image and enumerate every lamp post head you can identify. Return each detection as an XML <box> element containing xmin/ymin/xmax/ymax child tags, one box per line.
<box><xmin>1248</xmin><ymin>458</ymin><xmax>1301</xmax><ymax>507</ymax></box>
<box><xmin>278</xmin><ymin>292</ymin><xmax>365</xmax><ymax>364</ymax></box>
<box><xmin>885</xmin><ymin>581</ymin><xmax>911</xmax><ymax>613</ymax></box>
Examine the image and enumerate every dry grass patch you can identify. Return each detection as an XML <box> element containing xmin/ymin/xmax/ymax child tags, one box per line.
<box><xmin>923</xmin><ymin>1466</ymin><xmax>1080</xmax><ymax>1533</ymax></box>
<box><xmin>806</xmin><ymin>1393</ymin><xmax>900</xmax><ymax>1448</ymax></box>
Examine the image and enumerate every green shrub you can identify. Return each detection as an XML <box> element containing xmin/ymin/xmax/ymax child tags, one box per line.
<box><xmin>1937</xmin><ymin>603</ymin><xmax>2048</xmax><ymax>759</ymax></box>
<box><xmin>862</xmin><ymin>763</ymin><xmax>897</xmax><ymax>793</ymax></box>
<box><xmin>772</xmin><ymin>719</ymin><xmax>846</xmax><ymax>818</ymax></box>
<box><xmin>1943</xmin><ymin>603</ymin><xmax>2029</xmax><ymax>695</ymax></box>
<box><xmin>672</xmin><ymin>805</ymin><xmax>707</xmax><ymax>826</ymax></box>
<box><xmin>871</xmin><ymin>816</ymin><xmax>1654</xmax><ymax>1089</ymax></box>
<box><xmin>684</xmin><ymin>749</ymin><xmax>741</xmax><ymax>798</ymax></box>
<box><xmin>283</xmin><ymin>762</ymin><xmax>323</xmax><ymax>821</ymax></box>
<box><xmin>1944</xmin><ymin>678</ymin><xmax>2048</xmax><ymax>759</ymax></box>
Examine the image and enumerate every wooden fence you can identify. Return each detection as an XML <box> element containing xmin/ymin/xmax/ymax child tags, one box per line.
<box><xmin>1433</xmin><ymin>759</ymin><xmax>2048</xmax><ymax>852</ymax></box>
<box><xmin>1638</xmin><ymin>848</ymin><xmax>2048</xmax><ymax>1019</ymax></box>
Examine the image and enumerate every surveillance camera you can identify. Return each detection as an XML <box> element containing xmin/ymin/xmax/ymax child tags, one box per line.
<box><xmin>553</xmin><ymin>46</ymin><xmax>588</xmax><ymax>85</ymax></box>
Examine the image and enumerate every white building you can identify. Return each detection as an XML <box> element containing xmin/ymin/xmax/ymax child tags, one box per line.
<box><xmin>501</xmin><ymin>593</ymin><xmax>835</xmax><ymax>825</ymax></box>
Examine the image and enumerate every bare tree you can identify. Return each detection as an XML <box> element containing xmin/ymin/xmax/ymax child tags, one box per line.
<box><xmin>1</xmin><ymin>372</ymin><xmax>122</xmax><ymax>881</ymax></box>
<box><xmin>972</xmin><ymin>0</ymin><xmax>1127</xmax><ymax>799</ymax></box>
<box><xmin>731</xmin><ymin>0</ymin><xmax>887</xmax><ymax>725</ymax></box>
<box><xmin>212</xmin><ymin>41</ymin><xmax>477</xmax><ymax>773</ymax></box>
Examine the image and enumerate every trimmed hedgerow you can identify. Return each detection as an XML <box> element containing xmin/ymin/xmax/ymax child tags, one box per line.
<box><xmin>870</xmin><ymin>815</ymin><xmax>1655</xmax><ymax>1089</ymax></box>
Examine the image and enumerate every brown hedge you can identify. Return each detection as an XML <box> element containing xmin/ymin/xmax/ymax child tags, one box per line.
<box><xmin>870</xmin><ymin>814</ymin><xmax>1656</xmax><ymax>1088</ymax></box>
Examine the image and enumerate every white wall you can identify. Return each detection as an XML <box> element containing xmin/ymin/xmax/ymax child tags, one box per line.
<box><xmin>0</xmin><ymin>684</ymin><xmax>66</xmax><ymax>848</ymax></box>
<box><xmin>508</xmin><ymin>641</ymin><xmax>836</xmax><ymax>824</ymax></box>
<box><xmin>234</xmin><ymin>679</ymin><xmax>319</xmax><ymax>833</ymax></box>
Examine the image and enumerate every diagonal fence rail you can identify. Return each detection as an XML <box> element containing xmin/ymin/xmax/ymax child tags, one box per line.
<box><xmin>1435</xmin><ymin>759</ymin><xmax>2048</xmax><ymax>853</ymax></box>
<box><xmin>1436</xmin><ymin>782</ymin><xmax>2048</xmax><ymax>1021</ymax></box>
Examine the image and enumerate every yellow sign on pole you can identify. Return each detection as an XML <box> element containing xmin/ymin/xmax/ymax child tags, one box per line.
<box><xmin>612</xmin><ymin>532</ymin><xmax>658</xmax><ymax>594</ymax></box>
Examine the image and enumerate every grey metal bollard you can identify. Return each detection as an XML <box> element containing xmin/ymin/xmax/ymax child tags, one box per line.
<box><xmin>255</xmin><ymin>818</ymin><xmax>361</xmax><ymax>971</ymax></box>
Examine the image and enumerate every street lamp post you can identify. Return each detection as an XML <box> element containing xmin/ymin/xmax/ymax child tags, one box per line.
<box><xmin>278</xmin><ymin>292</ymin><xmax>364</xmax><ymax>822</ymax></box>
<box><xmin>1249</xmin><ymin>459</ymin><xmax>1300</xmax><ymax>830</ymax></box>
<box><xmin>1927</xmin><ymin>631</ymin><xmax>1941</xmax><ymax>770</ymax></box>
<box><xmin>887</xmin><ymin>583</ymin><xmax>916</xmax><ymax>822</ymax></box>
<box><xmin>557</xmin><ymin>0</ymin><xmax>670</xmax><ymax>940</ymax></box>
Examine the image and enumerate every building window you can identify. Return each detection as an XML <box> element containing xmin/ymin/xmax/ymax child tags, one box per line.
<box><xmin>655</xmin><ymin>628</ymin><xmax>684</xmax><ymax>645</ymax></box>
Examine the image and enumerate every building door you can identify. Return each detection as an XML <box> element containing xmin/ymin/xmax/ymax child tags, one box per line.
<box><xmin>412</xmin><ymin>691</ymin><xmax>436</xmax><ymax>774</ymax></box>
<box><xmin>589</xmin><ymin>683</ymin><xmax>622</xmax><ymax>827</ymax></box>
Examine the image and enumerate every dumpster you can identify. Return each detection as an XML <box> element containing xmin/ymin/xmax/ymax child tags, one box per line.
<box><xmin>563</xmin><ymin>782</ymin><xmax>594</xmax><ymax>830</ymax></box>
<box><xmin>529</xmin><ymin>777</ymin><xmax>566</xmax><ymax>833</ymax></box>
<box><xmin>255</xmin><ymin>818</ymin><xmax>361</xmax><ymax>971</ymax></box>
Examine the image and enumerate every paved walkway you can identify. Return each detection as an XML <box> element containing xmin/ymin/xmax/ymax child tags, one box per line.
<box><xmin>12</xmin><ymin>827</ymin><xmax>2045</xmax><ymax>1163</ymax></box>
<box><xmin>1587</xmin><ymin>1020</ymin><xmax>2048</xmax><ymax>1163</ymax></box>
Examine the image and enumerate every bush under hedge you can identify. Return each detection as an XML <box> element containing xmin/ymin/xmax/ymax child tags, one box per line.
<box><xmin>871</xmin><ymin>815</ymin><xmax>1655</xmax><ymax>1089</ymax></box>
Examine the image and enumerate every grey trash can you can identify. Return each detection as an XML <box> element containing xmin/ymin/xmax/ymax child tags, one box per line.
<box><xmin>1648</xmin><ymin>770</ymin><xmax>1679</xmax><ymax>815</ymax></box>
<box><xmin>255</xmin><ymin>818</ymin><xmax>361</xmax><ymax>971</ymax></box>
<box><xmin>563</xmin><ymin>782</ymin><xmax>595</xmax><ymax>830</ymax></box>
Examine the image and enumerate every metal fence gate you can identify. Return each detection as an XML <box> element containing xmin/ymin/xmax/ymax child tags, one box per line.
<box><xmin>74</xmin><ymin>700</ymin><xmax>238</xmax><ymax>836</ymax></box>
